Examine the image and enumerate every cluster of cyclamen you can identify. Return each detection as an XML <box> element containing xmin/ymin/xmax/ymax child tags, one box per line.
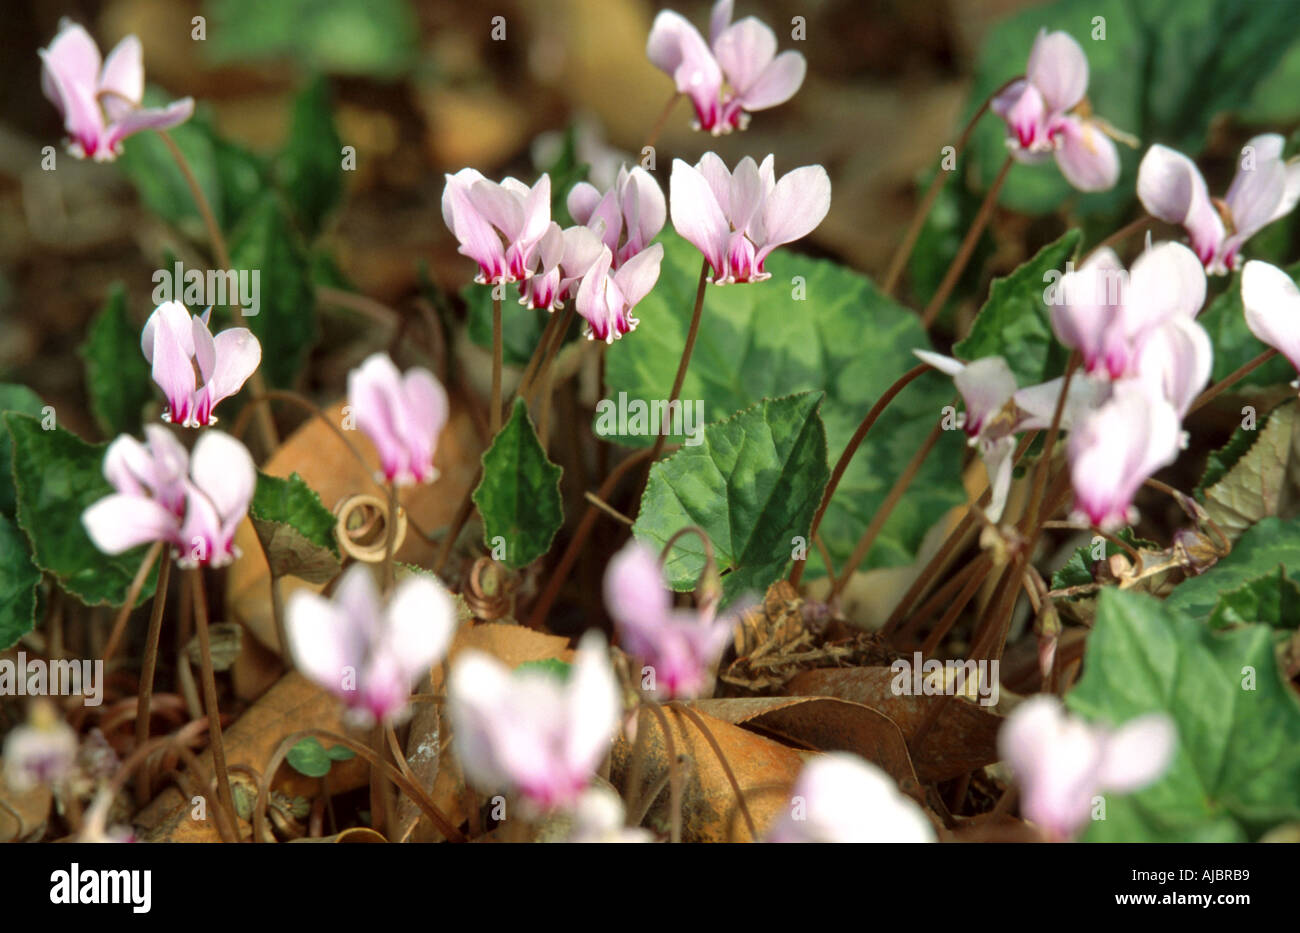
<box><xmin>440</xmin><ymin>154</ymin><xmax>830</xmax><ymax>342</ymax></box>
<box><xmin>932</xmin><ymin>31</ymin><xmax>1300</xmax><ymax>532</ymax></box>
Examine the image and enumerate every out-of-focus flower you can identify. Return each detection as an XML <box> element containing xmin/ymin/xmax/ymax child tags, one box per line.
<box><xmin>574</xmin><ymin>243</ymin><xmax>664</xmax><ymax>343</ymax></box>
<box><xmin>670</xmin><ymin>154</ymin><xmax>830</xmax><ymax>285</ymax></box>
<box><xmin>441</xmin><ymin>170</ymin><xmax>551</xmax><ymax>284</ymax></box>
<box><xmin>347</xmin><ymin>353</ymin><xmax>449</xmax><ymax>485</ymax></box>
<box><xmin>2</xmin><ymin>700</ymin><xmax>79</xmax><ymax>792</ymax></box>
<box><xmin>82</xmin><ymin>426</ymin><xmax>254</xmax><ymax>568</ymax></box>
<box><xmin>766</xmin><ymin>752</ymin><xmax>936</xmax><ymax>843</ymax></box>
<box><xmin>448</xmin><ymin>631</ymin><xmax>620</xmax><ymax>812</ymax></box>
<box><xmin>558</xmin><ymin>785</ymin><xmax>654</xmax><ymax>843</ymax></box>
<box><xmin>1241</xmin><ymin>260</ymin><xmax>1300</xmax><ymax>385</ymax></box>
<box><xmin>1051</xmin><ymin>242</ymin><xmax>1206</xmax><ymax>380</ymax></box>
<box><xmin>39</xmin><ymin>19</ymin><xmax>193</xmax><ymax>162</ymax></box>
<box><xmin>915</xmin><ymin>351</ymin><xmax>1107</xmax><ymax>522</ymax></box>
<box><xmin>78</xmin><ymin>787</ymin><xmax>136</xmax><ymax>843</ymax></box>
<box><xmin>603</xmin><ymin>541</ymin><xmax>734</xmax><ymax>699</ymax></box>
<box><xmin>568</xmin><ymin>166</ymin><xmax>666</xmax><ymax>268</ymax></box>
<box><xmin>646</xmin><ymin>0</ymin><xmax>805</xmax><ymax>135</ymax></box>
<box><xmin>999</xmin><ymin>695</ymin><xmax>1175</xmax><ymax>840</ymax></box>
<box><xmin>141</xmin><ymin>302</ymin><xmax>261</xmax><ymax>429</ymax></box>
<box><xmin>1138</xmin><ymin>137</ymin><xmax>1300</xmax><ymax>275</ymax></box>
<box><xmin>287</xmin><ymin>564</ymin><xmax>457</xmax><ymax>725</ymax></box>
<box><xmin>1067</xmin><ymin>382</ymin><xmax>1181</xmax><ymax>530</ymax></box>
<box><xmin>990</xmin><ymin>30</ymin><xmax>1121</xmax><ymax>192</ymax></box>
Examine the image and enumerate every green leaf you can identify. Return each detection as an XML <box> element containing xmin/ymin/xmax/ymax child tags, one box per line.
<box><xmin>1069</xmin><ymin>588</ymin><xmax>1300</xmax><ymax>841</ymax></box>
<box><xmin>0</xmin><ymin>384</ymin><xmax>46</xmax><ymax>518</ymax></box>
<box><xmin>79</xmin><ymin>284</ymin><xmax>153</xmax><ymax>439</ymax></box>
<box><xmin>1167</xmin><ymin>516</ymin><xmax>1300</xmax><ymax>624</ymax></box>
<box><xmin>471</xmin><ymin>399</ymin><xmax>564</xmax><ymax>570</ymax></box>
<box><xmin>1049</xmin><ymin>528</ymin><xmax>1159</xmax><ymax>593</ymax></box>
<box><xmin>604</xmin><ymin>230</ymin><xmax>964</xmax><ymax>580</ymax></box>
<box><xmin>286</xmin><ymin>736</ymin><xmax>352</xmax><ymax>778</ymax></box>
<box><xmin>206</xmin><ymin>0</ymin><xmax>419</xmax><ymax>78</ymax></box>
<box><xmin>0</xmin><ymin>512</ymin><xmax>41</xmax><ymax>651</ymax></box>
<box><xmin>226</xmin><ymin>194</ymin><xmax>316</xmax><ymax>387</ymax></box>
<box><xmin>1198</xmin><ymin>266</ymin><xmax>1298</xmax><ymax>391</ymax></box>
<box><xmin>465</xmin><ymin>283</ymin><xmax>551</xmax><ymax>368</ymax></box>
<box><xmin>516</xmin><ymin>658</ymin><xmax>572</xmax><ymax>681</ymax></box>
<box><xmin>966</xmin><ymin>0</ymin><xmax>1300</xmax><ymax>216</ymax></box>
<box><xmin>278</xmin><ymin>76</ymin><xmax>343</xmax><ymax>239</ymax></box>
<box><xmin>3</xmin><ymin>414</ymin><xmax>157</xmax><ymax>607</ymax></box>
<box><xmin>1197</xmin><ymin>399</ymin><xmax>1298</xmax><ymax>541</ymax></box>
<box><xmin>953</xmin><ymin>230</ymin><xmax>1080</xmax><ymax>387</ymax></box>
<box><xmin>633</xmin><ymin>392</ymin><xmax>829</xmax><ymax>603</ymax></box>
<box><xmin>249</xmin><ymin>472</ymin><xmax>340</xmax><ymax>583</ymax></box>
<box><xmin>1207</xmin><ymin>566</ymin><xmax>1300</xmax><ymax>630</ymax></box>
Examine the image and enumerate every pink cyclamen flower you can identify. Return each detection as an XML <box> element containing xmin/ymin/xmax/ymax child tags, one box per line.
<box><xmin>915</xmin><ymin>351</ymin><xmax>1107</xmax><ymax>522</ymax></box>
<box><xmin>560</xmin><ymin>786</ymin><xmax>655</xmax><ymax>843</ymax></box>
<box><xmin>82</xmin><ymin>428</ymin><xmax>255</xmax><ymax>568</ymax></box>
<box><xmin>1132</xmin><ymin>316</ymin><xmax>1213</xmax><ymax>421</ymax></box>
<box><xmin>999</xmin><ymin>695</ymin><xmax>1175</xmax><ymax>840</ymax></box>
<box><xmin>141</xmin><ymin>301</ymin><xmax>261</xmax><ymax>428</ymax></box>
<box><xmin>1067</xmin><ymin>382</ymin><xmax>1182</xmax><ymax>530</ymax></box>
<box><xmin>2</xmin><ymin>700</ymin><xmax>79</xmax><ymax>792</ymax></box>
<box><xmin>1138</xmin><ymin>137</ymin><xmax>1300</xmax><ymax>274</ymax></box>
<box><xmin>287</xmin><ymin>564</ymin><xmax>457</xmax><ymax>725</ymax></box>
<box><xmin>1052</xmin><ymin>241</ymin><xmax>1206</xmax><ymax>380</ymax></box>
<box><xmin>603</xmin><ymin>541</ymin><xmax>735</xmax><ymax>699</ymax></box>
<box><xmin>448</xmin><ymin>631</ymin><xmax>620</xmax><ymax>812</ymax></box>
<box><xmin>519</xmin><ymin>222</ymin><xmax>605</xmax><ymax>313</ymax></box>
<box><xmin>568</xmin><ymin>165</ymin><xmax>667</xmax><ymax>268</ymax></box>
<box><xmin>574</xmin><ymin>243</ymin><xmax>664</xmax><ymax>343</ymax></box>
<box><xmin>646</xmin><ymin>0</ymin><xmax>805</xmax><ymax>135</ymax></box>
<box><xmin>766</xmin><ymin>752</ymin><xmax>935</xmax><ymax>843</ymax></box>
<box><xmin>670</xmin><ymin>154</ymin><xmax>830</xmax><ymax>285</ymax></box>
<box><xmin>347</xmin><ymin>353</ymin><xmax>449</xmax><ymax>485</ymax></box>
<box><xmin>39</xmin><ymin>20</ymin><xmax>194</xmax><ymax>162</ymax></box>
<box><xmin>441</xmin><ymin>169</ymin><xmax>551</xmax><ymax>284</ymax></box>
<box><xmin>990</xmin><ymin>30</ymin><xmax>1121</xmax><ymax>192</ymax></box>
<box><xmin>1241</xmin><ymin>260</ymin><xmax>1300</xmax><ymax>386</ymax></box>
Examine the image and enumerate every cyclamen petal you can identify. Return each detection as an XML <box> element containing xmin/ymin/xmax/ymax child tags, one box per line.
<box><xmin>766</xmin><ymin>753</ymin><xmax>935</xmax><ymax>843</ymax></box>
<box><xmin>177</xmin><ymin>430</ymin><xmax>255</xmax><ymax>568</ymax></box>
<box><xmin>1068</xmin><ymin>383</ymin><xmax>1181</xmax><ymax>530</ymax></box>
<box><xmin>1137</xmin><ymin>145</ymin><xmax>1225</xmax><ymax>266</ymax></box>
<box><xmin>1026</xmin><ymin>28</ymin><xmax>1088</xmax><ymax>114</ymax></box>
<box><xmin>1241</xmin><ymin>260</ymin><xmax>1300</xmax><ymax>377</ymax></box>
<box><xmin>38</xmin><ymin>20</ymin><xmax>192</xmax><ymax>162</ymax></box>
<box><xmin>1053</xmin><ymin>116</ymin><xmax>1120</xmax><ymax>193</ymax></box>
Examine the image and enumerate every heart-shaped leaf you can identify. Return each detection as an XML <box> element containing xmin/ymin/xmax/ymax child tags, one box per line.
<box><xmin>79</xmin><ymin>284</ymin><xmax>153</xmax><ymax>439</ymax></box>
<box><xmin>1068</xmin><ymin>588</ymin><xmax>1300</xmax><ymax>841</ymax></box>
<box><xmin>249</xmin><ymin>472</ymin><xmax>341</xmax><ymax>583</ymax></box>
<box><xmin>633</xmin><ymin>392</ymin><xmax>829</xmax><ymax>603</ymax></box>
